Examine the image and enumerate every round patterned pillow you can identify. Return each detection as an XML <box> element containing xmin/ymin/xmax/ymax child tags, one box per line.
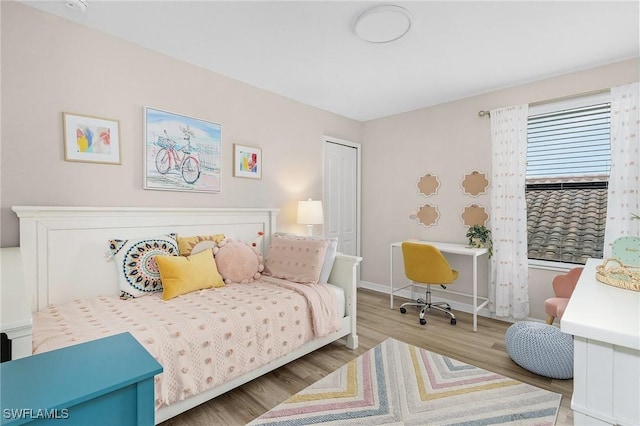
<box><xmin>213</xmin><ymin>239</ymin><xmax>264</xmax><ymax>284</ymax></box>
<box><xmin>108</xmin><ymin>234</ymin><xmax>179</xmax><ymax>299</ymax></box>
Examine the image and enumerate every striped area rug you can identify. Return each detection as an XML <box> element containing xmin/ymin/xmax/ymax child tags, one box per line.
<box><xmin>249</xmin><ymin>338</ymin><xmax>561</xmax><ymax>425</ymax></box>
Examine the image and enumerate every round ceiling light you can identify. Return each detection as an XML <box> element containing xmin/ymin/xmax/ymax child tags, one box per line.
<box><xmin>65</xmin><ymin>0</ymin><xmax>88</xmax><ymax>12</ymax></box>
<box><xmin>353</xmin><ymin>5</ymin><xmax>412</xmax><ymax>43</ymax></box>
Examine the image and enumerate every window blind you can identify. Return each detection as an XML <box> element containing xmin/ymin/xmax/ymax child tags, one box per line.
<box><xmin>527</xmin><ymin>103</ymin><xmax>611</xmax><ymax>178</ymax></box>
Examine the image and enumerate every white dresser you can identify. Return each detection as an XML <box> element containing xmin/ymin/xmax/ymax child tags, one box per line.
<box><xmin>561</xmin><ymin>258</ymin><xmax>640</xmax><ymax>426</ymax></box>
<box><xmin>0</xmin><ymin>247</ymin><xmax>32</xmax><ymax>361</ymax></box>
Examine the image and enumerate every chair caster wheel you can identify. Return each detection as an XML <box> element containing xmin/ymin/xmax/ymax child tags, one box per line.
<box><xmin>450</xmin><ymin>318</ymin><xmax>457</xmax><ymax>325</ymax></box>
<box><xmin>420</xmin><ymin>318</ymin><xmax>427</xmax><ymax>325</ymax></box>
<box><xmin>400</xmin><ymin>307</ymin><xmax>406</xmax><ymax>314</ymax></box>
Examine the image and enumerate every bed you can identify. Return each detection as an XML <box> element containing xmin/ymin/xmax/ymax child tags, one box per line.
<box><xmin>12</xmin><ymin>206</ymin><xmax>361</xmax><ymax>424</ymax></box>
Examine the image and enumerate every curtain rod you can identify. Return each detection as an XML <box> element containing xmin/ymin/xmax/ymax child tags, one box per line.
<box><xmin>477</xmin><ymin>88</ymin><xmax>611</xmax><ymax>118</ymax></box>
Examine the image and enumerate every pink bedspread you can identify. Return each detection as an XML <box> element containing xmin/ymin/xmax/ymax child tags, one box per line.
<box><xmin>32</xmin><ymin>280</ymin><xmax>340</xmax><ymax>409</ymax></box>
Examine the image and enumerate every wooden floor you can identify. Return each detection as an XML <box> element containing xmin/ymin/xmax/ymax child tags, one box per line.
<box><xmin>161</xmin><ymin>288</ymin><xmax>574</xmax><ymax>425</ymax></box>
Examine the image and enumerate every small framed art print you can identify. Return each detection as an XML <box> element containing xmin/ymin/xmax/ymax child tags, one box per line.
<box><xmin>233</xmin><ymin>144</ymin><xmax>262</xmax><ymax>179</ymax></box>
<box><xmin>63</xmin><ymin>112</ymin><xmax>121</xmax><ymax>164</ymax></box>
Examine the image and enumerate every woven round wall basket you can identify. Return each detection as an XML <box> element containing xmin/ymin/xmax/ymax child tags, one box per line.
<box><xmin>595</xmin><ymin>258</ymin><xmax>640</xmax><ymax>292</ymax></box>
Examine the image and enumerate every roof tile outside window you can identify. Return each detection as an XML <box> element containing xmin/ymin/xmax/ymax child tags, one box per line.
<box><xmin>526</xmin><ymin>186</ymin><xmax>607</xmax><ymax>264</ymax></box>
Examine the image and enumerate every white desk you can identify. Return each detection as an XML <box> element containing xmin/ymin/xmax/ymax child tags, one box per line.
<box><xmin>390</xmin><ymin>241</ymin><xmax>489</xmax><ymax>332</ymax></box>
<box><xmin>561</xmin><ymin>258</ymin><xmax>640</xmax><ymax>426</ymax></box>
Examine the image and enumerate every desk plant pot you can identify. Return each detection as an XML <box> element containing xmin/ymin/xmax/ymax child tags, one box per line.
<box><xmin>466</xmin><ymin>225</ymin><xmax>493</xmax><ymax>257</ymax></box>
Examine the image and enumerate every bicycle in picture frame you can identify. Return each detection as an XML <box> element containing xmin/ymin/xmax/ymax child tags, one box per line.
<box><xmin>154</xmin><ymin>125</ymin><xmax>201</xmax><ymax>184</ymax></box>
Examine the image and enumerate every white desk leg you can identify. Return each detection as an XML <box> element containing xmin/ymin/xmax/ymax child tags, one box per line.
<box><xmin>390</xmin><ymin>244</ymin><xmax>394</xmax><ymax>309</ymax></box>
<box><xmin>473</xmin><ymin>254</ymin><xmax>478</xmax><ymax>332</ymax></box>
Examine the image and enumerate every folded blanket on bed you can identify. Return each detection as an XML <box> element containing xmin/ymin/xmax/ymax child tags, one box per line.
<box><xmin>261</xmin><ymin>276</ymin><xmax>342</xmax><ymax>338</ymax></box>
<box><xmin>32</xmin><ymin>279</ymin><xmax>339</xmax><ymax>409</ymax></box>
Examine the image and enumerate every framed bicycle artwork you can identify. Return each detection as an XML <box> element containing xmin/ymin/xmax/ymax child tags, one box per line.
<box><xmin>63</xmin><ymin>112</ymin><xmax>121</xmax><ymax>164</ymax></box>
<box><xmin>144</xmin><ymin>107</ymin><xmax>222</xmax><ymax>193</ymax></box>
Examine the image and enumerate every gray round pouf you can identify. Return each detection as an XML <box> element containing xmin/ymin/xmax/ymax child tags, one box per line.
<box><xmin>505</xmin><ymin>321</ymin><xmax>574</xmax><ymax>379</ymax></box>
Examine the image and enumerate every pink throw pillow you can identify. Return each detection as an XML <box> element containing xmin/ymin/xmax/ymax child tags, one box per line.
<box><xmin>264</xmin><ymin>236</ymin><xmax>329</xmax><ymax>284</ymax></box>
<box><xmin>213</xmin><ymin>239</ymin><xmax>264</xmax><ymax>284</ymax></box>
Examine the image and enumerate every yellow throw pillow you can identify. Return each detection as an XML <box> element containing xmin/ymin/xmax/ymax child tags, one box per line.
<box><xmin>177</xmin><ymin>234</ymin><xmax>225</xmax><ymax>256</ymax></box>
<box><xmin>156</xmin><ymin>249</ymin><xmax>224</xmax><ymax>300</ymax></box>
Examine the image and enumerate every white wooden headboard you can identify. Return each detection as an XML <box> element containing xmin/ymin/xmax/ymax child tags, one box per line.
<box><xmin>12</xmin><ymin>206</ymin><xmax>278</xmax><ymax>312</ymax></box>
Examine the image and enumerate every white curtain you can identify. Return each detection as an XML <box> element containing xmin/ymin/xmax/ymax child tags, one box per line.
<box><xmin>603</xmin><ymin>82</ymin><xmax>640</xmax><ymax>257</ymax></box>
<box><xmin>489</xmin><ymin>105</ymin><xmax>529</xmax><ymax>319</ymax></box>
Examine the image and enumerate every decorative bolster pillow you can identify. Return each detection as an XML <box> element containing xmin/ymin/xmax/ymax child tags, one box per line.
<box><xmin>177</xmin><ymin>233</ymin><xmax>225</xmax><ymax>256</ymax></box>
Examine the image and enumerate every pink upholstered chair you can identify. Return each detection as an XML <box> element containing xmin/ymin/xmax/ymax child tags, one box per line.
<box><xmin>545</xmin><ymin>267</ymin><xmax>583</xmax><ymax>325</ymax></box>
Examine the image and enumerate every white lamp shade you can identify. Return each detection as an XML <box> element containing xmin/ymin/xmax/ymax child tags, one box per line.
<box><xmin>297</xmin><ymin>199</ymin><xmax>324</xmax><ymax>225</ymax></box>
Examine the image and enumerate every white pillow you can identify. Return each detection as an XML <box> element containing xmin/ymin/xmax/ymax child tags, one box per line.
<box><xmin>319</xmin><ymin>237</ymin><xmax>338</xmax><ymax>282</ymax></box>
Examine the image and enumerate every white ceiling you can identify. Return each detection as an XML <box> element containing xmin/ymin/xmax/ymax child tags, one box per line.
<box><xmin>21</xmin><ymin>1</ymin><xmax>640</xmax><ymax>122</ymax></box>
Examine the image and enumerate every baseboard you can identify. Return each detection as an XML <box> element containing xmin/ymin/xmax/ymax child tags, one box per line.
<box><xmin>358</xmin><ymin>280</ymin><xmax>544</xmax><ymax>325</ymax></box>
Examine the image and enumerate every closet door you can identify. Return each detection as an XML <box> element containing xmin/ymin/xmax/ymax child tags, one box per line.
<box><xmin>323</xmin><ymin>137</ymin><xmax>360</xmax><ymax>258</ymax></box>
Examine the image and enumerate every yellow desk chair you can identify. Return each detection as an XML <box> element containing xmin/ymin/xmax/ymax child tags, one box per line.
<box><xmin>399</xmin><ymin>242</ymin><xmax>458</xmax><ymax>325</ymax></box>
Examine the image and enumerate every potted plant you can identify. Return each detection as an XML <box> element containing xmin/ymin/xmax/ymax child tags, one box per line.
<box><xmin>466</xmin><ymin>225</ymin><xmax>493</xmax><ymax>257</ymax></box>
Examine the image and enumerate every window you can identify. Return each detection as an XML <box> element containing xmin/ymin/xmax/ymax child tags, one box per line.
<box><xmin>526</xmin><ymin>93</ymin><xmax>611</xmax><ymax>264</ymax></box>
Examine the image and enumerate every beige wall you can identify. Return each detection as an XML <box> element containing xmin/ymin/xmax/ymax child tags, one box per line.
<box><xmin>361</xmin><ymin>58</ymin><xmax>639</xmax><ymax>321</ymax></box>
<box><xmin>2</xmin><ymin>2</ymin><xmax>638</xmax><ymax>322</ymax></box>
<box><xmin>0</xmin><ymin>1</ymin><xmax>362</xmax><ymax>246</ymax></box>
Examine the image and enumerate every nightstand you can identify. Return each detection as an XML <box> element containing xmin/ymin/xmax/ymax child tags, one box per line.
<box><xmin>1</xmin><ymin>247</ymin><xmax>32</xmax><ymax>361</ymax></box>
<box><xmin>0</xmin><ymin>332</ymin><xmax>163</xmax><ymax>425</ymax></box>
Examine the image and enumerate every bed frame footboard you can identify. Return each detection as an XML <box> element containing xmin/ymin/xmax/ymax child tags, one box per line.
<box><xmin>328</xmin><ymin>253</ymin><xmax>362</xmax><ymax>349</ymax></box>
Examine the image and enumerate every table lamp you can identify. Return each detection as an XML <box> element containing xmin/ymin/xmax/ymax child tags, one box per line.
<box><xmin>297</xmin><ymin>199</ymin><xmax>324</xmax><ymax>236</ymax></box>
